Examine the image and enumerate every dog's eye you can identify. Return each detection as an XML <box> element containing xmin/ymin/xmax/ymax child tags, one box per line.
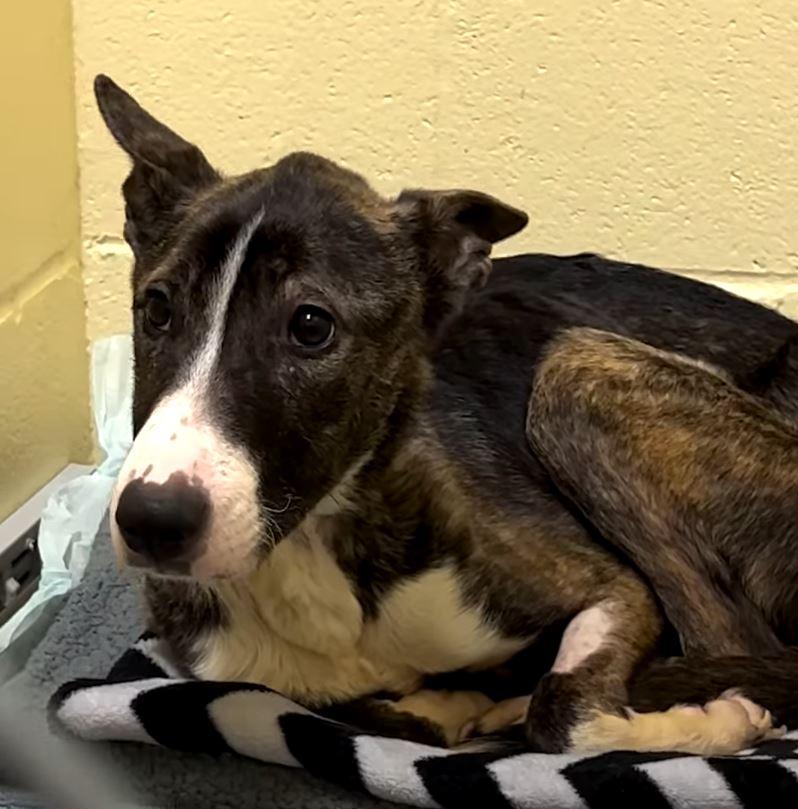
<box><xmin>144</xmin><ymin>288</ymin><xmax>172</xmax><ymax>333</ymax></box>
<box><xmin>289</xmin><ymin>305</ymin><xmax>335</xmax><ymax>348</ymax></box>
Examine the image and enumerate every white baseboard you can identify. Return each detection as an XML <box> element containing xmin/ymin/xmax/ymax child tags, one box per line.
<box><xmin>0</xmin><ymin>464</ymin><xmax>94</xmax><ymax>626</ymax></box>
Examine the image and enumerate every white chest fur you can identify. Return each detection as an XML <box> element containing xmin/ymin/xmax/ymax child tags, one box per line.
<box><xmin>192</xmin><ymin>518</ymin><xmax>524</xmax><ymax>705</ymax></box>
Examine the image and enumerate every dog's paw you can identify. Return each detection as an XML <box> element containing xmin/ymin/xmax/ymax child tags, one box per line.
<box><xmin>392</xmin><ymin>689</ymin><xmax>495</xmax><ymax>747</ymax></box>
<box><xmin>705</xmin><ymin>690</ymin><xmax>785</xmax><ymax>748</ymax></box>
<box><xmin>460</xmin><ymin>696</ymin><xmax>531</xmax><ymax>742</ymax></box>
<box><xmin>569</xmin><ymin>691</ymin><xmax>785</xmax><ymax>755</ymax></box>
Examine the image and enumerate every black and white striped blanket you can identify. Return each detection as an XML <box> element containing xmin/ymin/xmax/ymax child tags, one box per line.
<box><xmin>50</xmin><ymin>634</ymin><xmax>798</xmax><ymax>809</ymax></box>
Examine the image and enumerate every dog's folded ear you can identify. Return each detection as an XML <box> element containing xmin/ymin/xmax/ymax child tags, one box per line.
<box><xmin>396</xmin><ymin>189</ymin><xmax>528</xmax><ymax>330</ymax></box>
<box><xmin>94</xmin><ymin>75</ymin><xmax>219</xmax><ymax>260</ymax></box>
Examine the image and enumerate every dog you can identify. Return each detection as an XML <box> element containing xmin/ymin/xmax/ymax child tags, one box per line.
<box><xmin>96</xmin><ymin>74</ymin><xmax>798</xmax><ymax>755</ymax></box>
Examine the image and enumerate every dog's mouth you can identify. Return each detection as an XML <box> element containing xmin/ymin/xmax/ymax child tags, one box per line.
<box><xmin>125</xmin><ymin>552</ymin><xmax>194</xmax><ymax>578</ymax></box>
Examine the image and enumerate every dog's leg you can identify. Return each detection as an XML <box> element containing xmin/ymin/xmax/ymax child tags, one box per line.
<box><xmin>520</xmin><ymin>580</ymin><xmax>664</xmax><ymax>752</ymax></box>
<box><xmin>471</xmin><ymin>582</ymin><xmax>778</xmax><ymax>754</ymax></box>
<box><xmin>322</xmin><ymin>690</ymin><xmax>494</xmax><ymax>747</ymax></box>
<box><xmin>528</xmin><ymin>327</ymin><xmax>792</xmax><ymax>657</ymax></box>
<box><xmin>568</xmin><ymin>691</ymin><xmax>782</xmax><ymax>754</ymax></box>
<box><xmin>491</xmin><ymin>326</ymin><xmax>798</xmax><ymax>753</ymax></box>
<box><xmin>478</xmin><ymin>691</ymin><xmax>781</xmax><ymax>755</ymax></box>
<box><xmin>387</xmin><ymin>690</ymin><xmax>495</xmax><ymax>746</ymax></box>
<box><xmin>629</xmin><ymin>649</ymin><xmax>798</xmax><ymax>728</ymax></box>
<box><xmin>469</xmin><ymin>593</ymin><xmax>781</xmax><ymax>754</ymax></box>
<box><xmin>464</xmin><ymin>563</ymin><xmax>680</xmax><ymax>752</ymax></box>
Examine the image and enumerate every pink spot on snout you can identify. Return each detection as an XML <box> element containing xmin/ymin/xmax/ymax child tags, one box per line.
<box><xmin>180</xmin><ymin>417</ymin><xmax>189</xmax><ymax>426</ymax></box>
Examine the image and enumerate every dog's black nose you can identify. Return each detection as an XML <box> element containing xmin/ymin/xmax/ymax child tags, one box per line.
<box><xmin>115</xmin><ymin>475</ymin><xmax>210</xmax><ymax>564</ymax></box>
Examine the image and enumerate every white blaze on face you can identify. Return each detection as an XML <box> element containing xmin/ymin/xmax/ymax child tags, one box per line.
<box><xmin>111</xmin><ymin>211</ymin><xmax>265</xmax><ymax>579</ymax></box>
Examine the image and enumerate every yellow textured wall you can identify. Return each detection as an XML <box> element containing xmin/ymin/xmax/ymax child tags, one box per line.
<box><xmin>0</xmin><ymin>0</ymin><xmax>92</xmax><ymax>518</ymax></box>
<box><xmin>73</xmin><ymin>0</ymin><xmax>798</xmax><ymax>340</ymax></box>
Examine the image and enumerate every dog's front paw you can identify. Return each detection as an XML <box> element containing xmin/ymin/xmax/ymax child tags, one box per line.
<box><xmin>392</xmin><ymin>689</ymin><xmax>495</xmax><ymax>747</ymax></box>
<box><xmin>461</xmin><ymin>695</ymin><xmax>531</xmax><ymax>742</ymax></box>
<box><xmin>568</xmin><ymin>689</ymin><xmax>785</xmax><ymax>755</ymax></box>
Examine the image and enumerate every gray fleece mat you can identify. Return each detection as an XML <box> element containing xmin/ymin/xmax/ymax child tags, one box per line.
<box><xmin>0</xmin><ymin>520</ymin><xmax>389</xmax><ymax>809</ymax></box>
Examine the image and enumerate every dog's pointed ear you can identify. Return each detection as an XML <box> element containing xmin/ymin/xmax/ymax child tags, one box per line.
<box><xmin>396</xmin><ymin>188</ymin><xmax>528</xmax><ymax>329</ymax></box>
<box><xmin>94</xmin><ymin>75</ymin><xmax>219</xmax><ymax>258</ymax></box>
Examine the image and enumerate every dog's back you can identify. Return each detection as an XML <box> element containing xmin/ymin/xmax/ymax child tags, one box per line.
<box><xmin>430</xmin><ymin>251</ymin><xmax>798</xmax><ymax>517</ymax></box>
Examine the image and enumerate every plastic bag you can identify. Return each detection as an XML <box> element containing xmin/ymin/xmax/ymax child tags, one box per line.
<box><xmin>0</xmin><ymin>335</ymin><xmax>133</xmax><ymax>672</ymax></box>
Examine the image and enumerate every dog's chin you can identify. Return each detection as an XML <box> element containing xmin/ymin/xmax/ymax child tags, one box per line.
<box><xmin>189</xmin><ymin>546</ymin><xmax>261</xmax><ymax>581</ymax></box>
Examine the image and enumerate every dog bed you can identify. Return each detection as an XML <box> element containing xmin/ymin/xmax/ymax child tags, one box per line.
<box><xmin>6</xmin><ymin>520</ymin><xmax>798</xmax><ymax>809</ymax></box>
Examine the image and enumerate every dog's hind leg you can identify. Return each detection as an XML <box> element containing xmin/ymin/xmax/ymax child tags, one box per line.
<box><xmin>512</xmin><ymin>326</ymin><xmax>798</xmax><ymax>752</ymax></box>
<box><xmin>528</xmin><ymin>326</ymin><xmax>796</xmax><ymax>657</ymax></box>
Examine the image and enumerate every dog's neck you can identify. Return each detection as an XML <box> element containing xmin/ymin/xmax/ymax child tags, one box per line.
<box><xmin>268</xmin><ymin>356</ymin><xmax>464</xmax><ymax>609</ymax></box>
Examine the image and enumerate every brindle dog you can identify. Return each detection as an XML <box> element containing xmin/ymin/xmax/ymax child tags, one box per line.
<box><xmin>95</xmin><ymin>74</ymin><xmax>798</xmax><ymax>755</ymax></box>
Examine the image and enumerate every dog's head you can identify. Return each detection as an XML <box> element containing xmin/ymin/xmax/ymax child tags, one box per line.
<box><xmin>97</xmin><ymin>75</ymin><xmax>527</xmax><ymax>579</ymax></box>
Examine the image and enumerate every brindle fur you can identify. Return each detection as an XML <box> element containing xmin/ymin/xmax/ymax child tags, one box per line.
<box><xmin>528</xmin><ymin>327</ymin><xmax>798</xmax><ymax>726</ymax></box>
<box><xmin>96</xmin><ymin>75</ymin><xmax>798</xmax><ymax>752</ymax></box>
